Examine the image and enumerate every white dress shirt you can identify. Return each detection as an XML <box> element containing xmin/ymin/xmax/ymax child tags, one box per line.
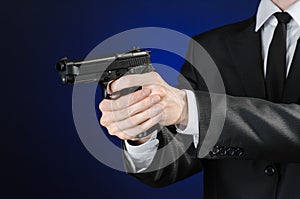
<box><xmin>125</xmin><ymin>0</ymin><xmax>300</xmax><ymax>173</ymax></box>
<box><xmin>257</xmin><ymin>0</ymin><xmax>300</xmax><ymax>77</ymax></box>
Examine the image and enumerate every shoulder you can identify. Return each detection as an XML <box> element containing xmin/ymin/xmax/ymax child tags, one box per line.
<box><xmin>192</xmin><ymin>16</ymin><xmax>256</xmax><ymax>47</ymax></box>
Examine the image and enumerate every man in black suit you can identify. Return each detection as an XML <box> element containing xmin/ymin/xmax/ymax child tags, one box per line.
<box><xmin>99</xmin><ymin>0</ymin><xmax>300</xmax><ymax>198</ymax></box>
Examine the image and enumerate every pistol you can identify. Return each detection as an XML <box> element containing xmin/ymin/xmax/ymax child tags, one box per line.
<box><xmin>56</xmin><ymin>48</ymin><xmax>159</xmax><ymax>138</ymax></box>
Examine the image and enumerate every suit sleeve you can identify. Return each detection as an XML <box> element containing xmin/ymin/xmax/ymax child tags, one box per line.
<box><xmin>123</xmin><ymin>126</ymin><xmax>202</xmax><ymax>188</ymax></box>
<box><xmin>182</xmin><ymin>34</ymin><xmax>300</xmax><ymax>162</ymax></box>
<box><xmin>195</xmin><ymin>91</ymin><xmax>300</xmax><ymax>162</ymax></box>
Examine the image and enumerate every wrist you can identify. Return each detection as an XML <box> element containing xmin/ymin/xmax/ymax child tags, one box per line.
<box><xmin>175</xmin><ymin>89</ymin><xmax>188</xmax><ymax>126</ymax></box>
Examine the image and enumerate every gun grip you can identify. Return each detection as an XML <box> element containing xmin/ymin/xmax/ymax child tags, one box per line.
<box><xmin>135</xmin><ymin>124</ymin><xmax>161</xmax><ymax>139</ymax></box>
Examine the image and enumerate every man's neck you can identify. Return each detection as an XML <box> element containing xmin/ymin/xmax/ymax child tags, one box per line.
<box><xmin>272</xmin><ymin>0</ymin><xmax>298</xmax><ymax>10</ymax></box>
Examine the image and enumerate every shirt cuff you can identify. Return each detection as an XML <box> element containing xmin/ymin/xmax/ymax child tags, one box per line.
<box><xmin>124</xmin><ymin>131</ymin><xmax>159</xmax><ymax>173</ymax></box>
<box><xmin>175</xmin><ymin>89</ymin><xmax>199</xmax><ymax>148</ymax></box>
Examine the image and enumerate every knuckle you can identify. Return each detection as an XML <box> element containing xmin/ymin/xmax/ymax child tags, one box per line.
<box><xmin>100</xmin><ymin>113</ymin><xmax>107</xmax><ymax>125</ymax></box>
<box><xmin>145</xmin><ymin>96</ymin><xmax>156</xmax><ymax>107</ymax></box>
<box><xmin>100</xmin><ymin>112</ymin><xmax>113</xmax><ymax>126</ymax></box>
<box><xmin>150</xmin><ymin>72</ymin><xmax>160</xmax><ymax>79</ymax></box>
<box><xmin>152</xmin><ymin>71</ymin><xmax>159</xmax><ymax>77</ymax></box>
<box><xmin>99</xmin><ymin>101</ymin><xmax>105</xmax><ymax>111</ymax></box>
<box><xmin>150</xmin><ymin>103</ymin><xmax>164</xmax><ymax>114</ymax></box>
<box><xmin>107</xmin><ymin>124</ymin><xmax>117</xmax><ymax>135</ymax></box>
<box><xmin>118</xmin><ymin>132</ymin><xmax>127</xmax><ymax>140</ymax></box>
<box><xmin>100</xmin><ymin>117</ymin><xmax>107</xmax><ymax>126</ymax></box>
<box><xmin>157</xmin><ymin>87</ymin><xmax>167</xmax><ymax>95</ymax></box>
<box><xmin>99</xmin><ymin>100</ymin><xmax>111</xmax><ymax>111</ymax></box>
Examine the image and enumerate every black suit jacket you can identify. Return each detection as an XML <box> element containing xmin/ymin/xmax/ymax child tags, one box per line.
<box><xmin>124</xmin><ymin>16</ymin><xmax>300</xmax><ymax>199</ymax></box>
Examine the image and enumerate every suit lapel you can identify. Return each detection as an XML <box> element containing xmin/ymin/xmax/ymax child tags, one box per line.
<box><xmin>226</xmin><ymin>17</ymin><xmax>266</xmax><ymax>99</ymax></box>
<box><xmin>282</xmin><ymin>39</ymin><xmax>300</xmax><ymax>103</ymax></box>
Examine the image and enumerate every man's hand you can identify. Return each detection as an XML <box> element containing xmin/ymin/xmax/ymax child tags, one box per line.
<box><xmin>99</xmin><ymin>72</ymin><xmax>188</xmax><ymax>144</ymax></box>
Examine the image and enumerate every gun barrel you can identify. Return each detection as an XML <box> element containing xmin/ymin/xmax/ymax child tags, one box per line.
<box><xmin>56</xmin><ymin>49</ymin><xmax>151</xmax><ymax>84</ymax></box>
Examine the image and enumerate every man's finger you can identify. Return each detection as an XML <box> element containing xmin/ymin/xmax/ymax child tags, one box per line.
<box><xmin>106</xmin><ymin>125</ymin><xmax>135</xmax><ymax>140</ymax></box>
<box><xmin>120</xmin><ymin>112</ymin><xmax>163</xmax><ymax>137</ymax></box>
<box><xmin>99</xmin><ymin>88</ymin><xmax>151</xmax><ymax>111</ymax></box>
<box><xmin>112</xmin><ymin>94</ymin><xmax>161</xmax><ymax>121</ymax></box>
<box><xmin>110</xmin><ymin>72</ymin><xmax>160</xmax><ymax>93</ymax></box>
<box><xmin>112</xmin><ymin>103</ymin><xmax>163</xmax><ymax>130</ymax></box>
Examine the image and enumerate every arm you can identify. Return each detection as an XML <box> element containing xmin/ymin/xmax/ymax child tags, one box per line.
<box><xmin>126</xmin><ymin>89</ymin><xmax>300</xmax><ymax>188</ymax></box>
<box><xmin>195</xmin><ymin>91</ymin><xmax>300</xmax><ymax>162</ymax></box>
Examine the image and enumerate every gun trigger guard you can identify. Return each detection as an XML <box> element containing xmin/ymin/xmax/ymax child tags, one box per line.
<box><xmin>106</xmin><ymin>80</ymin><xmax>114</xmax><ymax>95</ymax></box>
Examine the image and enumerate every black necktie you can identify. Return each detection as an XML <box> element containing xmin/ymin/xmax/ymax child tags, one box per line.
<box><xmin>266</xmin><ymin>12</ymin><xmax>292</xmax><ymax>102</ymax></box>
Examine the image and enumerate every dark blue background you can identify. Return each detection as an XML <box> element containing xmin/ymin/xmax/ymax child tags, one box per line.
<box><xmin>2</xmin><ymin>0</ymin><xmax>259</xmax><ymax>198</ymax></box>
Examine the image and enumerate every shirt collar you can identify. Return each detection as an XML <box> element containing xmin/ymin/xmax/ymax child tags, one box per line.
<box><xmin>255</xmin><ymin>0</ymin><xmax>281</xmax><ymax>32</ymax></box>
<box><xmin>285</xmin><ymin>1</ymin><xmax>300</xmax><ymax>28</ymax></box>
<box><xmin>256</xmin><ymin>0</ymin><xmax>300</xmax><ymax>32</ymax></box>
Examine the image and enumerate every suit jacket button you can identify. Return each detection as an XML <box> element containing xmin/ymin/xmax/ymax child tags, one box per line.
<box><xmin>235</xmin><ymin>147</ymin><xmax>244</xmax><ymax>157</ymax></box>
<box><xmin>226</xmin><ymin>147</ymin><xmax>235</xmax><ymax>156</ymax></box>
<box><xmin>210</xmin><ymin>145</ymin><xmax>220</xmax><ymax>156</ymax></box>
<box><xmin>264</xmin><ymin>166</ymin><xmax>276</xmax><ymax>176</ymax></box>
<box><xmin>219</xmin><ymin>146</ymin><xmax>227</xmax><ymax>156</ymax></box>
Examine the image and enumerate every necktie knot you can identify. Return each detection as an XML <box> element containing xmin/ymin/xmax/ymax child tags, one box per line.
<box><xmin>274</xmin><ymin>12</ymin><xmax>292</xmax><ymax>24</ymax></box>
